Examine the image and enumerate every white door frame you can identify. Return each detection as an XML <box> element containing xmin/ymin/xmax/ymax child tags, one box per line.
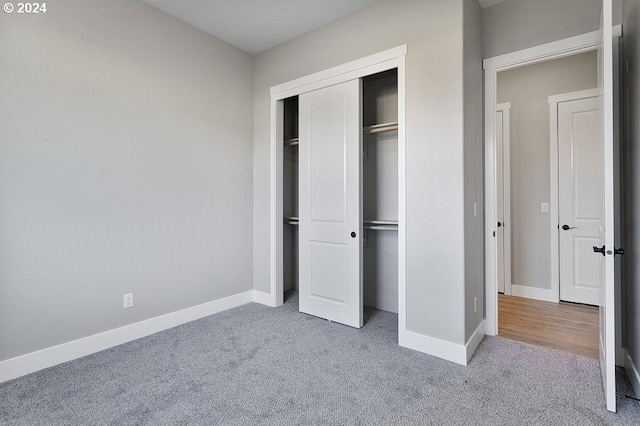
<box><xmin>268</xmin><ymin>45</ymin><xmax>408</xmax><ymax>341</ymax></box>
<box><xmin>483</xmin><ymin>28</ymin><xmax>621</xmax><ymax>336</ymax></box>
<box><xmin>549</xmin><ymin>88</ymin><xmax>601</xmax><ymax>305</ymax></box>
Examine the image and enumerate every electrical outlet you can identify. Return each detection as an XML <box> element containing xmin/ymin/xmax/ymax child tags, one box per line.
<box><xmin>473</xmin><ymin>297</ymin><xmax>477</xmax><ymax>313</ymax></box>
<box><xmin>473</xmin><ymin>202</ymin><xmax>477</xmax><ymax>218</ymax></box>
<box><xmin>123</xmin><ymin>293</ymin><xmax>134</xmax><ymax>309</ymax></box>
<box><xmin>540</xmin><ymin>203</ymin><xmax>549</xmax><ymax>213</ymax></box>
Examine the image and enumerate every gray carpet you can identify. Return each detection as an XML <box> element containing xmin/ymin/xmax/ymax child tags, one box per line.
<box><xmin>2</xmin><ymin>292</ymin><xmax>640</xmax><ymax>425</ymax></box>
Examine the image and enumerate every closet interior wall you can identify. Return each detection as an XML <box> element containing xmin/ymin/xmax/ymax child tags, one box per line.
<box><xmin>283</xmin><ymin>97</ymin><xmax>299</xmax><ymax>293</ymax></box>
<box><xmin>281</xmin><ymin>70</ymin><xmax>398</xmax><ymax>313</ymax></box>
<box><xmin>362</xmin><ymin>70</ymin><xmax>398</xmax><ymax>313</ymax></box>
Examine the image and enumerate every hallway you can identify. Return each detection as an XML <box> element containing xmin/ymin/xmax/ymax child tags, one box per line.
<box><xmin>498</xmin><ymin>294</ymin><xmax>599</xmax><ymax>358</ymax></box>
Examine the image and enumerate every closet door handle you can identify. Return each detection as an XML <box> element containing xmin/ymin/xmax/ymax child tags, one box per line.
<box><xmin>350</xmin><ymin>232</ymin><xmax>356</xmax><ymax>238</ymax></box>
<box><xmin>562</xmin><ymin>224</ymin><xmax>577</xmax><ymax>231</ymax></box>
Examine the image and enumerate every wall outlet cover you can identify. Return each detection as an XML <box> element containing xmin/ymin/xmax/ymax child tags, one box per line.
<box><xmin>123</xmin><ymin>293</ymin><xmax>134</xmax><ymax>309</ymax></box>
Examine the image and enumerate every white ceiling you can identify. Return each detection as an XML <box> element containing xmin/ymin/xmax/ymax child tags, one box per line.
<box><xmin>140</xmin><ymin>0</ymin><xmax>383</xmax><ymax>54</ymax></box>
<box><xmin>140</xmin><ymin>0</ymin><xmax>508</xmax><ymax>55</ymax></box>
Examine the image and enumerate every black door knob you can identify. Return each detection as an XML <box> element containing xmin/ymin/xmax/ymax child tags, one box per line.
<box><xmin>615</xmin><ymin>247</ymin><xmax>625</xmax><ymax>256</ymax></box>
<box><xmin>593</xmin><ymin>245</ymin><xmax>606</xmax><ymax>256</ymax></box>
<box><xmin>497</xmin><ymin>222</ymin><xmax>502</xmax><ymax>228</ymax></box>
<box><xmin>562</xmin><ymin>224</ymin><xmax>577</xmax><ymax>231</ymax></box>
<box><xmin>350</xmin><ymin>232</ymin><xmax>356</xmax><ymax>238</ymax></box>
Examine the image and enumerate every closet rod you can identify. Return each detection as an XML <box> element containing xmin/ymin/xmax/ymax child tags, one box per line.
<box><xmin>363</xmin><ymin>219</ymin><xmax>398</xmax><ymax>226</ymax></box>
<box><xmin>362</xmin><ymin>122</ymin><xmax>398</xmax><ymax>135</ymax></box>
<box><xmin>284</xmin><ymin>217</ymin><xmax>299</xmax><ymax>226</ymax></box>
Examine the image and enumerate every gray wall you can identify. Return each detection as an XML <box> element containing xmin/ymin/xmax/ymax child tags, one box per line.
<box><xmin>0</xmin><ymin>0</ymin><xmax>254</xmax><ymax>361</ymax></box>
<box><xmin>482</xmin><ymin>0</ymin><xmax>602</xmax><ymax>58</ymax></box>
<box><xmin>497</xmin><ymin>52</ymin><xmax>597</xmax><ymax>292</ymax></box>
<box><xmin>253</xmin><ymin>0</ymin><xmax>480</xmax><ymax>345</ymax></box>
<box><xmin>623</xmin><ymin>0</ymin><xmax>640</xmax><ymax>387</ymax></box>
<box><xmin>463</xmin><ymin>0</ymin><xmax>484</xmax><ymax>340</ymax></box>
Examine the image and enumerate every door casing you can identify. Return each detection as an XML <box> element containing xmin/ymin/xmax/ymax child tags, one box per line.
<box><xmin>483</xmin><ymin>27</ymin><xmax>621</xmax><ymax>336</ymax></box>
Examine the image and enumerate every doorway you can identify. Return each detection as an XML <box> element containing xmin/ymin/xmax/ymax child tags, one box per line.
<box><xmin>495</xmin><ymin>52</ymin><xmax>598</xmax><ymax>305</ymax></box>
<box><xmin>494</xmin><ymin>52</ymin><xmax>600</xmax><ymax>357</ymax></box>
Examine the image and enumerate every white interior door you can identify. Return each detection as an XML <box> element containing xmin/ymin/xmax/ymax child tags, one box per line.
<box><xmin>298</xmin><ymin>79</ymin><xmax>363</xmax><ymax>328</ymax></box>
<box><xmin>558</xmin><ymin>96</ymin><xmax>602</xmax><ymax>306</ymax></box>
<box><xmin>597</xmin><ymin>0</ymin><xmax>616</xmax><ymax>412</ymax></box>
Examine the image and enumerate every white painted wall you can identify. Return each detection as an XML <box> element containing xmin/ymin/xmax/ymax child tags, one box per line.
<box><xmin>496</xmin><ymin>52</ymin><xmax>597</xmax><ymax>293</ymax></box>
<box><xmin>0</xmin><ymin>0</ymin><xmax>254</xmax><ymax>361</ymax></box>
<box><xmin>253</xmin><ymin>0</ymin><xmax>483</xmax><ymax>347</ymax></box>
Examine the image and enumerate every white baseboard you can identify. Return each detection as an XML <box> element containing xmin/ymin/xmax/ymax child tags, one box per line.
<box><xmin>402</xmin><ymin>330</ymin><xmax>468</xmax><ymax>366</ymax></box>
<box><xmin>510</xmin><ymin>284</ymin><xmax>557</xmax><ymax>303</ymax></box>
<box><xmin>625</xmin><ymin>349</ymin><xmax>640</xmax><ymax>398</ymax></box>
<box><xmin>364</xmin><ymin>293</ymin><xmax>398</xmax><ymax>313</ymax></box>
<box><xmin>252</xmin><ymin>290</ymin><xmax>276</xmax><ymax>307</ymax></box>
<box><xmin>0</xmin><ymin>290</ymin><xmax>254</xmax><ymax>384</ymax></box>
<box><xmin>401</xmin><ymin>321</ymin><xmax>485</xmax><ymax>366</ymax></box>
<box><xmin>465</xmin><ymin>320</ymin><xmax>485</xmax><ymax>364</ymax></box>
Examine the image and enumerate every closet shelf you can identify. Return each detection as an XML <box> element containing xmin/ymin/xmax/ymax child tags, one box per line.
<box><xmin>285</xmin><ymin>218</ymin><xmax>397</xmax><ymax>230</ymax></box>
<box><xmin>284</xmin><ymin>138</ymin><xmax>299</xmax><ymax>147</ymax></box>
<box><xmin>363</xmin><ymin>122</ymin><xmax>398</xmax><ymax>135</ymax></box>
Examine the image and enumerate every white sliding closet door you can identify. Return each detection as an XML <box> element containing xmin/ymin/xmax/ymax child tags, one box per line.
<box><xmin>298</xmin><ymin>79</ymin><xmax>363</xmax><ymax>328</ymax></box>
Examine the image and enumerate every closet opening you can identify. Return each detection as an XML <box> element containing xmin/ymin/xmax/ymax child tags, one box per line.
<box><xmin>280</xmin><ymin>68</ymin><xmax>399</xmax><ymax>320</ymax></box>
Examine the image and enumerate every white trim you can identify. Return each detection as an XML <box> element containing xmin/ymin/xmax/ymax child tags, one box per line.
<box><xmin>270</xmin><ymin>45</ymin><xmax>407</xmax><ymax>98</ymax></box>
<box><xmin>397</xmin><ymin>53</ymin><xmax>407</xmax><ymax>347</ymax></box>
<box><xmin>548</xmin><ymin>88</ymin><xmax>601</xmax><ymax>104</ymax></box>
<box><xmin>483</xmin><ymin>29</ymin><xmax>621</xmax><ymax>336</ymax></box>
<box><xmin>549</xmin><ymin>96</ymin><xmax>561</xmax><ymax>305</ymax></box>
<box><xmin>548</xmin><ymin>88</ymin><xmax>600</xmax><ymax>306</ymax></box>
<box><xmin>403</xmin><ymin>330</ymin><xmax>468</xmax><ymax>366</ymax></box>
<box><xmin>510</xmin><ymin>284</ymin><xmax>557</xmax><ymax>303</ymax></box>
<box><xmin>253</xmin><ymin>290</ymin><xmax>276</xmax><ymax>307</ymax></box>
<box><xmin>625</xmin><ymin>349</ymin><xmax>640</xmax><ymax>398</ymax></box>
<box><xmin>0</xmin><ymin>291</ymin><xmax>254</xmax><ymax>384</ymax></box>
<box><xmin>269</xmin><ymin>46</ymin><xmax>408</xmax><ymax>345</ymax></box>
<box><xmin>483</xmin><ymin>26</ymin><xmax>621</xmax><ymax>73</ymax></box>
<box><xmin>402</xmin><ymin>322</ymin><xmax>484</xmax><ymax>366</ymax></box>
<box><xmin>465</xmin><ymin>321</ymin><xmax>486</xmax><ymax>364</ymax></box>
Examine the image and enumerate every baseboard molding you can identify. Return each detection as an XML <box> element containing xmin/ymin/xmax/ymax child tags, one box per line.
<box><xmin>625</xmin><ymin>349</ymin><xmax>640</xmax><ymax>398</ymax></box>
<box><xmin>0</xmin><ymin>290</ymin><xmax>254</xmax><ymax>384</ymax></box>
<box><xmin>402</xmin><ymin>330</ymin><xmax>468</xmax><ymax>366</ymax></box>
<box><xmin>465</xmin><ymin>320</ymin><xmax>485</xmax><ymax>364</ymax></box>
<box><xmin>364</xmin><ymin>293</ymin><xmax>398</xmax><ymax>313</ymax></box>
<box><xmin>510</xmin><ymin>284</ymin><xmax>557</xmax><ymax>303</ymax></box>
<box><xmin>252</xmin><ymin>290</ymin><xmax>276</xmax><ymax>307</ymax></box>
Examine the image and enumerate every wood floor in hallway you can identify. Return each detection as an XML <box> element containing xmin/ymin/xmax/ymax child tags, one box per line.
<box><xmin>498</xmin><ymin>294</ymin><xmax>599</xmax><ymax>359</ymax></box>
